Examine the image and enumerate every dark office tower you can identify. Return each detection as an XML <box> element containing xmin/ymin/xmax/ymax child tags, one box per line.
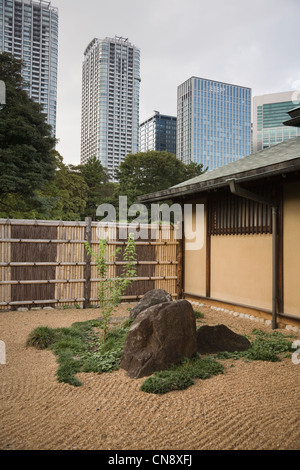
<box><xmin>0</xmin><ymin>0</ymin><xmax>59</xmax><ymax>136</ymax></box>
<box><xmin>81</xmin><ymin>36</ymin><xmax>141</xmax><ymax>179</ymax></box>
<box><xmin>139</xmin><ymin>111</ymin><xmax>177</xmax><ymax>155</ymax></box>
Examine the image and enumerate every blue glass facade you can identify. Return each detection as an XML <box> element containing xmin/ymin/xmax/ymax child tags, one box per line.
<box><xmin>177</xmin><ymin>77</ymin><xmax>252</xmax><ymax>171</ymax></box>
<box><xmin>253</xmin><ymin>92</ymin><xmax>300</xmax><ymax>151</ymax></box>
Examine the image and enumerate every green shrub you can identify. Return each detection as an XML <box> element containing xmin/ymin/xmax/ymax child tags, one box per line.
<box><xmin>194</xmin><ymin>310</ymin><xmax>204</xmax><ymax>319</ymax></box>
<box><xmin>140</xmin><ymin>356</ymin><xmax>224</xmax><ymax>395</ymax></box>
<box><xmin>26</xmin><ymin>326</ymin><xmax>57</xmax><ymax>349</ymax></box>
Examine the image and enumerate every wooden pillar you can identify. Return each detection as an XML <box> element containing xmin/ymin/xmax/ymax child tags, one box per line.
<box><xmin>206</xmin><ymin>198</ymin><xmax>211</xmax><ymax>298</ymax></box>
<box><xmin>83</xmin><ymin>217</ymin><xmax>92</xmax><ymax>308</ymax></box>
<box><xmin>176</xmin><ymin>221</ymin><xmax>184</xmax><ymax>299</ymax></box>
<box><xmin>277</xmin><ymin>187</ymin><xmax>284</xmax><ymax>314</ymax></box>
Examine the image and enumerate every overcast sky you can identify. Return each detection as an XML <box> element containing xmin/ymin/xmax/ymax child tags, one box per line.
<box><xmin>53</xmin><ymin>0</ymin><xmax>300</xmax><ymax>165</ymax></box>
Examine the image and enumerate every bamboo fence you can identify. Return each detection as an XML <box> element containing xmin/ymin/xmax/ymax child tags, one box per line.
<box><xmin>0</xmin><ymin>218</ymin><xmax>182</xmax><ymax>310</ymax></box>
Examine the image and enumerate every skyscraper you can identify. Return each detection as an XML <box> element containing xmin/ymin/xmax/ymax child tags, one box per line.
<box><xmin>177</xmin><ymin>77</ymin><xmax>252</xmax><ymax>171</ymax></box>
<box><xmin>0</xmin><ymin>0</ymin><xmax>58</xmax><ymax>136</ymax></box>
<box><xmin>253</xmin><ymin>91</ymin><xmax>300</xmax><ymax>152</ymax></box>
<box><xmin>139</xmin><ymin>111</ymin><xmax>177</xmax><ymax>154</ymax></box>
<box><xmin>81</xmin><ymin>36</ymin><xmax>141</xmax><ymax>179</ymax></box>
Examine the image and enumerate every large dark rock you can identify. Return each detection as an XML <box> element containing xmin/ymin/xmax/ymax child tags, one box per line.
<box><xmin>196</xmin><ymin>324</ymin><xmax>251</xmax><ymax>354</ymax></box>
<box><xmin>129</xmin><ymin>288</ymin><xmax>172</xmax><ymax>320</ymax></box>
<box><xmin>121</xmin><ymin>299</ymin><xmax>197</xmax><ymax>378</ymax></box>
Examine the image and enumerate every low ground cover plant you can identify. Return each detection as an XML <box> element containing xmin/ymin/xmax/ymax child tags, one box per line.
<box><xmin>215</xmin><ymin>329</ymin><xmax>294</xmax><ymax>362</ymax></box>
<box><xmin>26</xmin><ymin>318</ymin><xmax>132</xmax><ymax>386</ymax></box>
<box><xmin>26</xmin><ymin>311</ymin><xmax>295</xmax><ymax>393</ymax></box>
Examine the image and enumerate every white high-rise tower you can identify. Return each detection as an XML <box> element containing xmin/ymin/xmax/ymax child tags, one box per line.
<box><xmin>0</xmin><ymin>0</ymin><xmax>59</xmax><ymax>136</ymax></box>
<box><xmin>81</xmin><ymin>36</ymin><xmax>141</xmax><ymax>179</ymax></box>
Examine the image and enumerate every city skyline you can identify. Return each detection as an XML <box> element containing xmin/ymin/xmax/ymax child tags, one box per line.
<box><xmin>1</xmin><ymin>0</ymin><xmax>299</xmax><ymax>167</ymax></box>
<box><xmin>51</xmin><ymin>0</ymin><xmax>300</xmax><ymax>166</ymax></box>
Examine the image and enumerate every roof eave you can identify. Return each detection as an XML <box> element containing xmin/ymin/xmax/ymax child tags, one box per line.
<box><xmin>138</xmin><ymin>157</ymin><xmax>300</xmax><ymax>203</ymax></box>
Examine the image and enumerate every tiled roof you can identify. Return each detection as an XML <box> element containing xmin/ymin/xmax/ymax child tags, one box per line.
<box><xmin>173</xmin><ymin>136</ymin><xmax>300</xmax><ymax>188</ymax></box>
<box><xmin>139</xmin><ymin>136</ymin><xmax>300</xmax><ymax>202</ymax></box>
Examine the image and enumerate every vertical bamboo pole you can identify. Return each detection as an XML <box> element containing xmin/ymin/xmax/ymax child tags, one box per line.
<box><xmin>84</xmin><ymin>217</ymin><xmax>92</xmax><ymax>308</ymax></box>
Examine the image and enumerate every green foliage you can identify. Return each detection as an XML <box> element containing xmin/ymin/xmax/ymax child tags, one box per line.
<box><xmin>216</xmin><ymin>329</ymin><xmax>294</xmax><ymax>362</ymax></box>
<box><xmin>41</xmin><ymin>151</ymin><xmax>89</xmax><ymax>220</ymax></box>
<box><xmin>194</xmin><ymin>310</ymin><xmax>205</xmax><ymax>319</ymax></box>
<box><xmin>26</xmin><ymin>326</ymin><xmax>57</xmax><ymax>350</ymax></box>
<box><xmin>140</xmin><ymin>356</ymin><xmax>224</xmax><ymax>395</ymax></box>
<box><xmin>85</xmin><ymin>234</ymin><xmax>137</xmax><ymax>343</ymax></box>
<box><xmin>26</xmin><ymin>318</ymin><xmax>132</xmax><ymax>386</ymax></box>
<box><xmin>0</xmin><ymin>53</ymin><xmax>56</xmax><ymax>217</ymax></box>
<box><xmin>76</xmin><ymin>156</ymin><xmax>114</xmax><ymax>220</ymax></box>
<box><xmin>82</xmin><ymin>320</ymin><xmax>133</xmax><ymax>375</ymax></box>
<box><xmin>114</xmin><ymin>151</ymin><xmax>205</xmax><ymax>208</ymax></box>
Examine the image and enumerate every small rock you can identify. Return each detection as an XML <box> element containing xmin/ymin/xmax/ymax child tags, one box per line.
<box><xmin>196</xmin><ymin>324</ymin><xmax>251</xmax><ymax>354</ymax></box>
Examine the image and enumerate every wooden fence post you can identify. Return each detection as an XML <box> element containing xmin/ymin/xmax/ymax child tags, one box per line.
<box><xmin>83</xmin><ymin>217</ymin><xmax>92</xmax><ymax>308</ymax></box>
<box><xmin>176</xmin><ymin>222</ymin><xmax>184</xmax><ymax>299</ymax></box>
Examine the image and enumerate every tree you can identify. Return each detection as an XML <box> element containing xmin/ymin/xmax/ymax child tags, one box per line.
<box><xmin>0</xmin><ymin>53</ymin><xmax>56</xmax><ymax>216</ymax></box>
<box><xmin>114</xmin><ymin>151</ymin><xmax>205</xmax><ymax>206</ymax></box>
<box><xmin>183</xmin><ymin>161</ymin><xmax>207</xmax><ymax>180</ymax></box>
<box><xmin>75</xmin><ymin>156</ymin><xmax>115</xmax><ymax>220</ymax></box>
<box><xmin>41</xmin><ymin>152</ymin><xmax>89</xmax><ymax>221</ymax></box>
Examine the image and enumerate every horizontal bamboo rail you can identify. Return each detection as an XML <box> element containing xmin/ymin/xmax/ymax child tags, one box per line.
<box><xmin>0</xmin><ymin>238</ymin><xmax>179</xmax><ymax>245</ymax></box>
<box><xmin>0</xmin><ymin>293</ymin><xmax>179</xmax><ymax>307</ymax></box>
<box><xmin>0</xmin><ymin>260</ymin><xmax>178</xmax><ymax>267</ymax></box>
<box><xmin>0</xmin><ymin>298</ymin><xmax>86</xmax><ymax>306</ymax></box>
<box><xmin>0</xmin><ymin>275</ymin><xmax>177</xmax><ymax>285</ymax></box>
<box><xmin>0</xmin><ymin>219</ymin><xmax>87</xmax><ymax>226</ymax></box>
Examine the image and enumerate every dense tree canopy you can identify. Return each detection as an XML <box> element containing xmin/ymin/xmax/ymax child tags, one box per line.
<box><xmin>0</xmin><ymin>52</ymin><xmax>56</xmax><ymax>216</ymax></box>
<box><xmin>114</xmin><ymin>151</ymin><xmax>205</xmax><ymax>206</ymax></box>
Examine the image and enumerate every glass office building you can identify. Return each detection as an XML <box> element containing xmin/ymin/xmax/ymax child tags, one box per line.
<box><xmin>253</xmin><ymin>91</ymin><xmax>300</xmax><ymax>152</ymax></box>
<box><xmin>177</xmin><ymin>77</ymin><xmax>252</xmax><ymax>171</ymax></box>
<box><xmin>81</xmin><ymin>36</ymin><xmax>140</xmax><ymax>179</ymax></box>
<box><xmin>139</xmin><ymin>111</ymin><xmax>176</xmax><ymax>154</ymax></box>
<box><xmin>0</xmin><ymin>0</ymin><xmax>58</xmax><ymax>136</ymax></box>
